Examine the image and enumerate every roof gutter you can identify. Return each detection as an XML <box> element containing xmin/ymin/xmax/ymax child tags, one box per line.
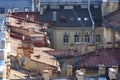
<box><xmin>88</xmin><ymin>0</ymin><xmax>95</xmax><ymax>44</ymax></box>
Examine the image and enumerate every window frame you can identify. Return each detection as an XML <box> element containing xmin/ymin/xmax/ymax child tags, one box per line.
<box><xmin>74</xmin><ymin>32</ymin><xmax>80</xmax><ymax>44</ymax></box>
<box><xmin>85</xmin><ymin>35</ymin><xmax>90</xmax><ymax>44</ymax></box>
<box><xmin>63</xmin><ymin>32</ymin><xmax>69</xmax><ymax>44</ymax></box>
<box><xmin>96</xmin><ymin>35</ymin><xmax>101</xmax><ymax>43</ymax></box>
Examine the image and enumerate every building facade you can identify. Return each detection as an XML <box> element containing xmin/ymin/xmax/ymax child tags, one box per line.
<box><xmin>40</xmin><ymin>3</ymin><xmax>104</xmax><ymax>50</ymax></box>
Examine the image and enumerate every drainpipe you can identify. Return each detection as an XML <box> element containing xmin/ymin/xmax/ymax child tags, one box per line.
<box><xmin>31</xmin><ymin>0</ymin><xmax>35</xmax><ymax>11</ymax></box>
<box><xmin>88</xmin><ymin>0</ymin><xmax>95</xmax><ymax>44</ymax></box>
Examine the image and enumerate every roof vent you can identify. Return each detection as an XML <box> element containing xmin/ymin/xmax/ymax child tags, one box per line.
<box><xmin>52</xmin><ymin>11</ymin><xmax>57</xmax><ymax>21</ymax></box>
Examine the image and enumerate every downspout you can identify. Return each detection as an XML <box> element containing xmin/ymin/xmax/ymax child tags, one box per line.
<box><xmin>31</xmin><ymin>0</ymin><xmax>35</xmax><ymax>11</ymax></box>
<box><xmin>88</xmin><ymin>0</ymin><xmax>95</xmax><ymax>44</ymax></box>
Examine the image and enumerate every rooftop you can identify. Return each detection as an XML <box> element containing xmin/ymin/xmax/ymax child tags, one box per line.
<box><xmin>78</xmin><ymin>48</ymin><xmax>120</xmax><ymax>68</ymax></box>
<box><xmin>104</xmin><ymin>10</ymin><xmax>120</xmax><ymax>33</ymax></box>
<box><xmin>40</xmin><ymin>5</ymin><xmax>103</xmax><ymax>27</ymax></box>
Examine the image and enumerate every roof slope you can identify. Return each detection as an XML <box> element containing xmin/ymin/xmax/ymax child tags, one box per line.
<box><xmin>104</xmin><ymin>10</ymin><xmax>120</xmax><ymax>33</ymax></box>
<box><xmin>78</xmin><ymin>48</ymin><xmax>120</xmax><ymax>68</ymax></box>
<box><xmin>40</xmin><ymin>5</ymin><xmax>103</xmax><ymax>27</ymax></box>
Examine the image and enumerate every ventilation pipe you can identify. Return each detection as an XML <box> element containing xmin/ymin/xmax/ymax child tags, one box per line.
<box><xmin>52</xmin><ymin>11</ymin><xmax>57</xmax><ymax>21</ymax></box>
<box><xmin>31</xmin><ymin>0</ymin><xmax>35</xmax><ymax>11</ymax></box>
<box><xmin>88</xmin><ymin>0</ymin><xmax>95</xmax><ymax>44</ymax></box>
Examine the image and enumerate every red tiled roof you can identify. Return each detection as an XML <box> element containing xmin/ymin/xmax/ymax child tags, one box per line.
<box><xmin>11</xmin><ymin>12</ymin><xmax>41</xmax><ymax>24</ymax></box>
<box><xmin>78</xmin><ymin>48</ymin><xmax>120</xmax><ymax>68</ymax></box>
<box><xmin>44</xmin><ymin>49</ymin><xmax>77</xmax><ymax>58</ymax></box>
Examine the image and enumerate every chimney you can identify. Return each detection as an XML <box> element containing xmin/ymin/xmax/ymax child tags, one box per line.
<box><xmin>108</xmin><ymin>68</ymin><xmax>117</xmax><ymax>80</ymax></box>
<box><xmin>52</xmin><ymin>11</ymin><xmax>57</xmax><ymax>21</ymax></box>
<box><xmin>98</xmin><ymin>64</ymin><xmax>106</xmax><ymax>75</ymax></box>
<box><xmin>76</xmin><ymin>70</ymin><xmax>85</xmax><ymax>80</ymax></box>
<box><xmin>112</xmin><ymin>65</ymin><xmax>119</xmax><ymax>73</ymax></box>
<box><xmin>42</xmin><ymin>70</ymin><xmax>49</xmax><ymax>80</ymax></box>
<box><xmin>66</xmin><ymin>65</ymin><xmax>73</xmax><ymax>77</ymax></box>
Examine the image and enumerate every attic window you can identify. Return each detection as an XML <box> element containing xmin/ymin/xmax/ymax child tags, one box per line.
<box><xmin>60</xmin><ymin>16</ymin><xmax>66</xmax><ymax>22</ymax></box>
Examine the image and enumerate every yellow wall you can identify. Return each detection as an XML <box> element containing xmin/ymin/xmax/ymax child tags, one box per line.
<box><xmin>52</xmin><ymin>27</ymin><xmax>104</xmax><ymax>50</ymax></box>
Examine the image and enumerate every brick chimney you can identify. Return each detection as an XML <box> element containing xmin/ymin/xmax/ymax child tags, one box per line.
<box><xmin>66</xmin><ymin>65</ymin><xmax>73</xmax><ymax>77</ymax></box>
<box><xmin>98</xmin><ymin>64</ymin><xmax>106</xmax><ymax>75</ymax></box>
<box><xmin>112</xmin><ymin>65</ymin><xmax>119</xmax><ymax>73</ymax></box>
<box><xmin>108</xmin><ymin>68</ymin><xmax>117</xmax><ymax>80</ymax></box>
<box><xmin>76</xmin><ymin>70</ymin><xmax>85</xmax><ymax>80</ymax></box>
<box><xmin>42</xmin><ymin>70</ymin><xmax>49</xmax><ymax>80</ymax></box>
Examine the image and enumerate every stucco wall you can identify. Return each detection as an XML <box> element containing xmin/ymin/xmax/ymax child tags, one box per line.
<box><xmin>52</xmin><ymin>27</ymin><xmax>104</xmax><ymax>50</ymax></box>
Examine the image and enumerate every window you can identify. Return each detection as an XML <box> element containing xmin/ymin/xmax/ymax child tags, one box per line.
<box><xmin>74</xmin><ymin>32</ymin><xmax>80</xmax><ymax>43</ymax></box>
<box><xmin>0</xmin><ymin>8</ymin><xmax>5</xmax><ymax>14</ymax></box>
<box><xmin>96</xmin><ymin>35</ymin><xmax>101</xmax><ymax>43</ymax></box>
<box><xmin>24</xmin><ymin>7</ymin><xmax>29</xmax><ymax>12</ymax></box>
<box><xmin>85</xmin><ymin>35</ymin><xmax>90</xmax><ymax>44</ymax></box>
<box><xmin>63</xmin><ymin>32</ymin><xmax>69</xmax><ymax>44</ymax></box>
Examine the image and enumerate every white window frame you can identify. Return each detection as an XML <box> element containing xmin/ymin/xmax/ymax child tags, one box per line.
<box><xmin>96</xmin><ymin>35</ymin><xmax>101</xmax><ymax>43</ymax></box>
<box><xmin>63</xmin><ymin>32</ymin><xmax>69</xmax><ymax>44</ymax></box>
<box><xmin>74</xmin><ymin>32</ymin><xmax>80</xmax><ymax>43</ymax></box>
<box><xmin>85</xmin><ymin>35</ymin><xmax>90</xmax><ymax>44</ymax></box>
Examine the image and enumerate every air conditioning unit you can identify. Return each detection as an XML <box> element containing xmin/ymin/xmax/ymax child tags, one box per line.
<box><xmin>13</xmin><ymin>8</ymin><xmax>19</xmax><ymax>13</ymax></box>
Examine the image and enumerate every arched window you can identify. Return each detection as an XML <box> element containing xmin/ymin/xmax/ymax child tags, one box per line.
<box><xmin>63</xmin><ymin>32</ymin><xmax>69</xmax><ymax>44</ymax></box>
<box><xmin>74</xmin><ymin>32</ymin><xmax>80</xmax><ymax>43</ymax></box>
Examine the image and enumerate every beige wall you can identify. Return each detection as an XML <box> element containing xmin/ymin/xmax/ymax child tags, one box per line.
<box><xmin>52</xmin><ymin>27</ymin><xmax>104</xmax><ymax>50</ymax></box>
<box><xmin>104</xmin><ymin>28</ymin><xmax>114</xmax><ymax>43</ymax></box>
